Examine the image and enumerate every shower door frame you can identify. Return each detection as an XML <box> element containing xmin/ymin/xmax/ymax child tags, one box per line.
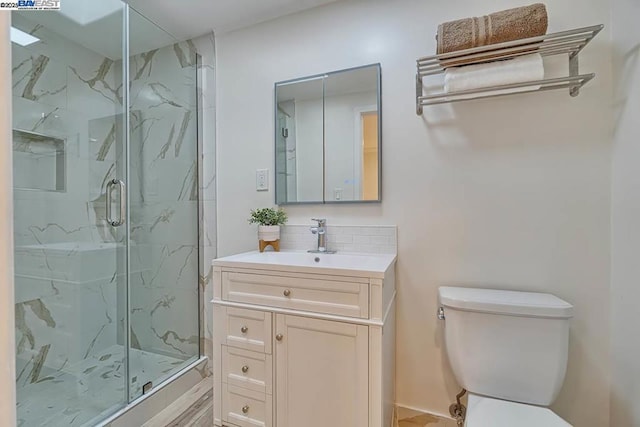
<box><xmin>8</xmin><ymin>3</ymin><xmax>204</xmax><ymax>424</ymax></box>
<box><xmin>120</xmin><ymin>3</ymin><xmax>203</xmax><ymax>406</ymax></box>
<box><xmin>98</xmin><ymin>3</ymin><xmax>205</xmax><ymax>422</ymax></box>
<box><xmin>1</xmin><ymin>12</ymin><xmax>17</xmax><ymax>427</ymax></box>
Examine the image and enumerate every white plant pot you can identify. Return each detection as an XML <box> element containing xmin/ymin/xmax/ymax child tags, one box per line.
<box><xmin>258</xmin><ymin>225</ymin><xmax>280</xmax><ymax>242</ymax></box>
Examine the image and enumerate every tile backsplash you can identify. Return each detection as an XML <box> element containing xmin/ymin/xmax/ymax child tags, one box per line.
<box><xmin>280</xmin><ymin>225</ymin><xmax>397</xmax><ymax>254</ymax></box>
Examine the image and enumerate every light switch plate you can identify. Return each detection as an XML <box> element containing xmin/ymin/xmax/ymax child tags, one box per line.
<box><xmin>334</xmin><ymin>188</ymin><xmax>343</xmax><ymax>200</ymax></box>
<box><xmin>256</xmin><ymin>169</ymin><xmax>269</xmax><ymax>191</ymax></box>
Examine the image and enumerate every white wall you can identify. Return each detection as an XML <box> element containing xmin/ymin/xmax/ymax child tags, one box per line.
<box><xmin>216</xmin><ymin>1</ymin><xmax>612</xmax><ymax>425</ymax></box>
<box><xmin>610</xmin><ymin>0</ymin><xmax>640</xmax><ymax>425</ymax></box>
<box><xmin>0</xmin><ymin>13</ymin><xmax>17</xmax><ymax>427</ymax></box>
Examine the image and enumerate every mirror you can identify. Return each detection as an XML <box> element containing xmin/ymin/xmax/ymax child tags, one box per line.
<box><xmin>275</xmin><ymin>64</ymin><xmax>381</xmax><ymax>204</ymax></box>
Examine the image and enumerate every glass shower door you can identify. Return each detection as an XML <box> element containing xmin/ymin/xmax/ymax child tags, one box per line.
<box><xmin>12</xmin><ymin>1</ymin><xmax>129</xmax><ymax>425</ymax></box>
<box><xmin>13</xmin><ymin>3</ymin><xmax>201</xmax><ymax>424</ymax></box>
<box><xmin>126</xmin><ymin>7</ymin><xmax>201</xmax><ymax>401</ymax></box>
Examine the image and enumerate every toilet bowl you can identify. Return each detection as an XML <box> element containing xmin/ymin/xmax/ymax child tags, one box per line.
<box><xmin>465</xmin><ymin>393</ymin><xmax>570</xmax><ymax>427</ymax></box>
<box><xmin>438</xmin><ymin>286</ymin><xmax>574</xmax><ymax>427</ymax></box>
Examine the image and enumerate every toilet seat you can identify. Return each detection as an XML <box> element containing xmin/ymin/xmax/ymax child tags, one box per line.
<box><xmin>465</xmin><ymin>393</ymin><xmax>572</xmax><ymax>427</ymax></box>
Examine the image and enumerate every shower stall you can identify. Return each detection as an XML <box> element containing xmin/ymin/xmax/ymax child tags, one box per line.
<box><xmin>11</xmin><ymin>2</ymin><xmax>202</xmax><ymax>425</ymax></box>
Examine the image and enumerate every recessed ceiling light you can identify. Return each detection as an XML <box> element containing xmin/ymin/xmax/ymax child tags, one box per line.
<box><xmin>10</xmin><ymin>27</ymin><xmax>40</xmax><ymax>47</ymax></box>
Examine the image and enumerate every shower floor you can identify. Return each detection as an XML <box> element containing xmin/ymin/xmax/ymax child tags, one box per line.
<box><xmin>17</xmin><ymin>345</ymin><xmax>188</xmax><ymax>427</ymax></box>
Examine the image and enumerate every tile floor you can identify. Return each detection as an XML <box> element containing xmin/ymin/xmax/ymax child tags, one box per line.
<box><xmin>396</xmin><ymin>406</ymin><xmax>459</xmax><ymax>427</ymax></box>
<box><xmin>147</xmin><ymin>382</ymin><xmax>463</xmax><ymax>427</ymax></box>
<box><xmin>143</xmin><ymin>390</ymin><xmax>460</xmax><ymax>427</ymax></box>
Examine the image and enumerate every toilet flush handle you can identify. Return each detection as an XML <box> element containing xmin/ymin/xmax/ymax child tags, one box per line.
<box><xmin>437</xmin><ymin>307</ymin><xmax>445</xmax><ymax>320</ymax></box>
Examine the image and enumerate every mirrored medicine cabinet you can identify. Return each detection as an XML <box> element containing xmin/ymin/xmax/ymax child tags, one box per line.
<box><xmin>275</xmin><ymin>63</ymin><xmax>381</xmax><ymax>204</ymax></box>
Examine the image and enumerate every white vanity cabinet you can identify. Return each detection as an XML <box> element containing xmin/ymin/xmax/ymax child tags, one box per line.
<box><xmin>274</xmin><ymin>314</ymin><xmax>369</xmax><ymax>427</ymax></box>
<box><xmin>211</xmin><ymin>251</ymin><xmax>396</xmax><ymax>427</ymax></box>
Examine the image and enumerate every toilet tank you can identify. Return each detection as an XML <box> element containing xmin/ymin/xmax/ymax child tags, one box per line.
<box><xmin>438</xmin><ymin>287</ymin><xmax>573</xmax><ymax>406</ymax></box>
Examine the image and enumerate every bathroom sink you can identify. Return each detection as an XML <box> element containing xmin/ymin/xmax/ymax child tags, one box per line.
<box><xmin>213</xmin><ymin>250</ymin><xmax>396</xmax><ymax>278</ymax></box>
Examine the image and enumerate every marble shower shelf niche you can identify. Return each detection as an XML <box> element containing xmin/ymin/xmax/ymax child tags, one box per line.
<box><xmin>13</xmin><ymin>128</ymin><xmax>66</xmax><ymax>192</ymax></box>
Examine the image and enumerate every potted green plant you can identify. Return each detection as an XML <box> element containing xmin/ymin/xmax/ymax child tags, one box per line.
<box><xmin>248</xmin><ymin>207</ymin><xmax>288</xmax><ymax>250</ymax></box>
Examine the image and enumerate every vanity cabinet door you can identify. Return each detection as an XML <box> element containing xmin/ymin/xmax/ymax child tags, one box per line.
<box><xmin>274</xmin><ymin>314</ymin><xmax>369</xmax><ymax>427</ymax></box>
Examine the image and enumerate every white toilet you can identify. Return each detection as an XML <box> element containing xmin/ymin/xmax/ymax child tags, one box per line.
<box><xmin>438</xmin><ymin>286</ymin><xmax>574</xmax><ymax>427</ymax></box>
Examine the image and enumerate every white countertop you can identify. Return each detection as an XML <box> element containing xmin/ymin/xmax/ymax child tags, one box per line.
<box><xmin>213</xmin><ymin>250</ymin><xmax>396</xmax><ymax>279</ymax></box>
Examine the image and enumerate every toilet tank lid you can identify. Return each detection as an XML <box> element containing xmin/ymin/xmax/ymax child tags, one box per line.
<box><xmin>439</xmin><ymin>287</ymin><xmax>573</xmax><ymax>318</ymax></box>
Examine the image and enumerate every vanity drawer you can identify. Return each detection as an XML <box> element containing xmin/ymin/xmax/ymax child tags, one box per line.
<box><xmin>222</xmin><ymin>272</ymin><xmax>369</xmax><ymax>318</ymax></box>
<box><xmin>223</xmin><ymin>307</ymin><xmax>272</xmax><ymax>354</ymax></box>
<box><xmin>222</xmin><ymin>346</ymin><xmax>272</xmax><ymax>394</ymax></box>
<box><xmin>222</xmin><ymin>383</ymin><xmax>272</xmax><ymax>427</ymax></box>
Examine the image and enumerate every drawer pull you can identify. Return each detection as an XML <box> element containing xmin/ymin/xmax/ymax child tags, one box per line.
<box><xmin>283</xmin><ymin>289</ymin><xmax>291</xmax><ymax>297</ymax></box>
<box><xmin>242</xmin><ymin>405</ymin><xmax>250</xmax><ymax>414</ymax></box>
<box><xmin>276</xmin><ymin>334</ymin><xmax>283</xmax><ymax>341</ymax></box>
<box><xmin>241</xmin><ymin>365</ymin><xmax>249</xmax><ymax>373</ymax></box>
<box><xmin>240</xmin><ymin>325</ymin><xmax>248</xmax><ymax>334</ymax></box>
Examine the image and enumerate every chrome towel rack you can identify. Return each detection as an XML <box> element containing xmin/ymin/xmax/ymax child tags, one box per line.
<box><xmin>416</xmin><ymin>24</ymin><xmax>604</xmax><ymax>114</ymax></box>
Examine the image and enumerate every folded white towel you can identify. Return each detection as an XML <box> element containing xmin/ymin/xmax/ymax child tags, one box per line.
<box><xmin>444</xmin><ymin>53</ymin><xmax>545</xmax><ymax>97</ymax></box>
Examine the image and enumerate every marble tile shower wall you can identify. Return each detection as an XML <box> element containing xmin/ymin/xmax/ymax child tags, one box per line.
<box><xmin>126</xmin><ymin>39</ymin><xmax>201</xmax><ymax>363</ymax></box>
<box><xmin>11</xmin><ymin>11</ymin><xmax>216</xmax><ymax>393</ymax></box>
<box><xmin>127</xmin><ymin>32</ymin><xmax>217</xmax><ymax>376</ymax></box>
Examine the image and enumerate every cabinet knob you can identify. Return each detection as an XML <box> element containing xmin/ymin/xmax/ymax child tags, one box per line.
<box><xmin>283</xmin><ymin>289</ymin><xmax>291</xmax><ymax>297</ymax></box>
<box><xmin>240</xmin><ymin>326</ymin><xmax>248</xmax><ymax>334</ymax></box>
<box><xmin>241</xmin><ymin>365</ymin><xmax>249</xmax><ymax>373</ymax></box>
<box><xmin>242</xmin><ymin>405</ymin><xmax>250</xmax><ymax>414</ymax></box>
<box><xmin>276</xmin><ymin>334</ymin><xmax>283</xmax><ymax>341</ymax></box>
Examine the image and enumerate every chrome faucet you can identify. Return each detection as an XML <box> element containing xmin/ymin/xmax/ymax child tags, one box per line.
<box><xmin>308</xmin><ymin>218</ymin><xmax>335</xmax><ymax>253</ymax></box>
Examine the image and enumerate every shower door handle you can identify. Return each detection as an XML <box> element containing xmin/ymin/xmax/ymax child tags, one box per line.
<box><xmin>106</xmin><ymin>179</ymin><xmax>126</xmax><ymax>227</ymax></box>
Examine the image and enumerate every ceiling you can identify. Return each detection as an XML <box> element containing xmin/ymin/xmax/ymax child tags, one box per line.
<box><xmin>124</xmin><ymin>0</ymin><xmax>341</xmax><ymax>40</ymax></box>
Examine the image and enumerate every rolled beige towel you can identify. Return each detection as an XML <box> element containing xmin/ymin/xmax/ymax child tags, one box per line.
<box><xmin>436</xmin><ymin>3</ymin><xmax>548</xmax><ymax>55</ymax></box>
